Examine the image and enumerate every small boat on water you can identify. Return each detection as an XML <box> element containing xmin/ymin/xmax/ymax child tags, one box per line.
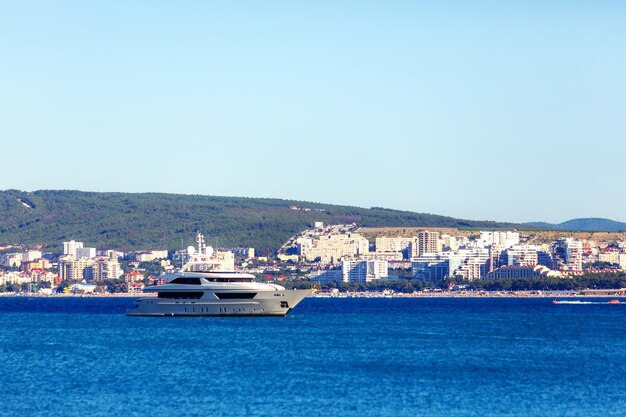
<box><xmin>552</xmin><ymin>299</ymin><xmax>590</xmax><ymax>305</ymax></box>
<box><xmin>553</xmin><ymin>299</ymin><xmax>622</xmax><ymax>305</ymax></box>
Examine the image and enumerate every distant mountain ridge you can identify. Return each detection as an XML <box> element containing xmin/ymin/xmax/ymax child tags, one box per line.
<box><xmin>524</xmin><ymin>218</ymin><xmax>626</xmax><ymax>232</ymax></box>
<box><xmin>0</xmin><ymin>189</ymin><xmax>518</xmax><ymax>253</ymax></box>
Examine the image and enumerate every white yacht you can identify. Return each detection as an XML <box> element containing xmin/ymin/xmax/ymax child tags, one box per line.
<box><xmin>126</xmin><ymin>233</ymin><xmax>312</xmax><ymax>317</ymax></box>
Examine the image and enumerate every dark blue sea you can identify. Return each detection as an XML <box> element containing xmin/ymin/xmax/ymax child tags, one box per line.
<box><xmin>0</xmin><ymin>297</ymin><xmax>624</xmax><ymax>417</ymax></box>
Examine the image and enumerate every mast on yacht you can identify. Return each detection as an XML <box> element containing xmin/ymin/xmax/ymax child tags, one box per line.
<box><xmin>182</xmin><ymin>232</ymin><xmax>216</xmax><ymax>272</ymax></box>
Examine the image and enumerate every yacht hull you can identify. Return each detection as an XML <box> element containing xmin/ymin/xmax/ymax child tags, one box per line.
<box><xmin>126</xmin><ymin>289</ymin><xmax>312</xmax><ymax>317</ymax></box>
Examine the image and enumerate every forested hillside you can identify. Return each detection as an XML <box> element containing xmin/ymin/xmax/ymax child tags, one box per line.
<box><xmin>0</xmin><ymin>190</ymin><xmax>517</xmax><ymax>253</ymax></box>
<box><xmin>524</xmin><ymin>218</ymin><xmax>626</xmax><ymax>232</ymax></box>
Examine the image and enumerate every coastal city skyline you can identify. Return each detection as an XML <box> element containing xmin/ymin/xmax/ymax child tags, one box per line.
<box><xmin>3</xmin><ymin>222</ymin><xmax>626</xmax><ymax>296</ymax></box>
<box><xmin>2</xmin><ymin>1</ymin><xmax>626</xmax><ymax>223</ymax></box>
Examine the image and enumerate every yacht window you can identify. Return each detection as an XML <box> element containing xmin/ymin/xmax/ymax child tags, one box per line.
<box><xmin>205</xmin><ymin>278</ymin><xmax>253</xmax><ymax>283</ymax></box>
<box><xmin>170</xmin><ymin>277</ymin><xmax>202</xmax><ymax>285</ymax></box>
<box><xmin>158</xmin><ymin>292</ymin><xmax>203</xmax><ymax>299</ymax></box>
<box><xmin>215</xmin><ymin>293</ymin><xmax>257</xmax><ymax>299</ymax></box>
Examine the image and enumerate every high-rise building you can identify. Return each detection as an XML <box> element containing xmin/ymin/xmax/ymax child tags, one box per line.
<box><xmin>553</xmin><ymin>238</ymin><xmax>583</xmax><ymax>271</ymax></box>
<box><xmin>565</xmin><ymin>240</ymin><xmax>583</xmax><ymax>271</ymax></box>
<box><xmin>95</xmin><ymin>258</ymin><xmax>124</xmax><ymax>280</ymax></box>
<box><xmin>489</xmin><ymin>244</ymin><xmax>506</xmax><ymax>271</ymax></box>
<box><xmin>59</xmin><ymin>258</ymin><xmax>95</xmax><ymax>281</ymax></box>
<box><xmin>417</xmin><ymin>231</ymin><xmax>440</xmax><ymax>255</ymax></box>
<box><xmin>59</xmin><ymin>257</ymin><xmax>124</xmax><ymax>280</ymax></box>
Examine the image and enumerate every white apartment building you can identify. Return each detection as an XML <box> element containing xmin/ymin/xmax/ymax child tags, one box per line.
<box><xmin>359</xmin><ymin>252</ymin><xmax>404</xmax><ymax>261</ymax></box>
<box><xmin>488</xmin><ymin>244</ymin><xmax>506</xmax><ymax>271</ymax></box>
<box><xmin>479</xmin><ymin>231</ymin><xmax>520</xmax><ymax>249</ymax></box>
<box><xmin>0</xmin><ymin>271</ymin><xmax>31</xmax><ymax>286</ymax></box>
<box><xmin>150</xmin><ymin>250</ymin><xmax>169</xmax><ymax>259</ymax></box>
<box><xmin>95</xmin><ymin>258</ymin><xmax>124</xmax><ymax>280</ymax></box>
<box><xmin>63</xmin><ymin>240</ymin><xmax>84</xmax><ymax>257</ymax></box>
<box><xmin>556</xmin><ymin>238</ymin><xmax>583</xmax><ymax>271</ymax></box>
<box><xmin>298</xmin><ymin>233</ymin><xmax>369</xmax><ymax>263</ymax></box>
<box><xmin>599</xmin><ymin>250</ymin><xmax>626</xmax><ymax>270</ymax></box>
<box><xmin>309</xmin><ymin>268</ymin><xmax>343</xmax><ymax>284</ymax></box>
<box><xmin>441</xmin><ymin>234</ymin><xmax>468</xmax><ymax>252</ymax></box>
<box><xmin>59</xmin><ymin>256</ymin><xmax>123</xmax><ymax>281</ymax></box>
<box><xmin>23</xmin><ymin>250</ymin><xmax>42</xmax><ymax>262</ymax></box>
<box><xmin>133</xmin><ymin>250</ymin><xmax>169</xmax><ymax>262</ymax></box>
<box><xmin>76</xmin><ymin>247</ymin><xmax>97</xmax><ymax>259</ymax></box>
<box><xmin>98</xmin><ymin>249</ymin><xmax>125</xmax><ymax>260</ymax></box>
<box><xmin>213</xmin><ymin>251</ymin><xmax>235</xmax><ymax>271</ymax></box>
<box><xmin>29</xmin><ymin>269</ymin><xmax>57</xmax><ymax>284</ymax></box>
<box><xmin>1</xmin><ymin>253</ymin><xmax>23</xmax><ymax>268</ymax></box>
<box><xmin>411</xmin><ymin>253</ymin><xmax>449</xmax><ymax>282</ymax></box>
<box><xmin>457</xmin><ymin>257</ymin><xmax>489</xmax><ymax>281</ymax></box>
<box><xmin>448</xmin><ymin>248</ymin><xmax>490</xmax><ymax>281</ymax></box>
<box><xmin>599</xmin><ymin>250</ymin><xmax>620</xmax><ymax>265</ymax></box>
<box><xmin>506</xmin><ymin>245</ymin><xmax>539</xmax><ymax>266</ymax></box>
<box><xmin>375</xmin><ymin>237</ymin><xmax>417</xmax><ymax>255</ymax></box>
<box><xmin>342</xmin><ymin>259</ymin><xmax>388</xmax><ymax>283</ymax></box>
<box><xmin>59</xmin><ymin>257</ymin><xmax>95</xmax><ymax>281</ymax></box>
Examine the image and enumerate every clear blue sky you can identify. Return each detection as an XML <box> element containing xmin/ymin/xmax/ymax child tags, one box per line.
<box><xmin>1</xmin><ymin>1</ymin><xmax>625</xmax><ymax>224</ymax></box>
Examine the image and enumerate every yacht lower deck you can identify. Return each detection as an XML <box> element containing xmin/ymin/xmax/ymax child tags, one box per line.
<box><xmin>126</xmin><ymin>289</ymin><xmax>311</xmax><ymax>317</ymax></box>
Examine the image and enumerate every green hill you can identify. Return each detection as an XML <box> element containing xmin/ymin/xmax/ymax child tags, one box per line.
<box><xmin>0</xmin><ymin>189</ymin><xmax>518</xmax><ymax>254</ymax></box>
<box><xmin>524</xmin><ymin>218</ymin><xmax>626</xmax><ymax>232</ymax></box>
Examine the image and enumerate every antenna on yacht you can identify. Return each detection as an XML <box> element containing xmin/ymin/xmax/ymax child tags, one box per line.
<box><xmin>180</xmin><ymin>238</ymin><xmax>184</xmax><ymax>269</ymax></box>
<box><xmin>196</xmin><ymin>231</ymin><xmax>206</xmax><ymax>254</ymax></box>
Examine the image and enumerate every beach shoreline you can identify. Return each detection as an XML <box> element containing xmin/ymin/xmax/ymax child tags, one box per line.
<box><xmin>1</xmin><ymin>290</ymin><xmax>624</xmax><ymax>299</ymax></box>
<box><xmin>311</xmin><ymin>291</ymin><xmax>626</xmax><ymax>299</ymax></box>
